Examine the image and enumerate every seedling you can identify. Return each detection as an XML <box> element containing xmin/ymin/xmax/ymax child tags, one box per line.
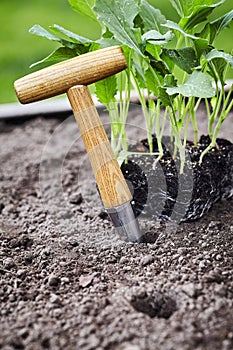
<box><xmin>29</xmin><ymin>0</ymin><xmax>233</xmax><ymax>172</ymax></box>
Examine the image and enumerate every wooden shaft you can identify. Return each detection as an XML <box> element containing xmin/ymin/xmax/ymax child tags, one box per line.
<box><xmin>67</xmin><ymin>85</ymin><xmax>132</xmax><ymax>209</ymax></box>
<box><xmin>14</xmin><ymin>46</ymin><xmax>127</xmax><ymax>104</ymax></box>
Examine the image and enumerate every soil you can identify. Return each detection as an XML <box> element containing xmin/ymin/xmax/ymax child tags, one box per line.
<box><xmin>122</xmin><ymin>135</ymin><xmax>233</xmax><ymax>224</ymax></box>
<box><xmin>0</xmin><ymin>103</ymin><xmax>233</xmax><ymax>350</ymax></box>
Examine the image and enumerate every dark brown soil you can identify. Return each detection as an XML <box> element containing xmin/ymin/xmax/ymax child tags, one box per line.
<box><xmin>0</xmin><ymin>104</ymin><xmax>233</xmax><ymax>350</ymax></box>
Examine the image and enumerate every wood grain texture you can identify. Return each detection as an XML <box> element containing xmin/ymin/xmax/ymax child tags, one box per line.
<box><xmin>67</xmin><ymin>85</ymin><xmax>132</xmax><ymax>209</ymax></box>
<box><xmin>14</xmin><ymin>46</ymin><xmax>127</xmax><ymax>104</ymax></box>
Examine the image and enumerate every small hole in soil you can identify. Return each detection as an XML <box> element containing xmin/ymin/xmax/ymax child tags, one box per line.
<box><xmin>9</xmin><ymin>337</ymin><xmax>25</xmax><ymax>350</ymax></box>
<box><xmin>140</xmin><ymin>230</ymin><xmax>160</xmax><ymax>244</ymax></box>
<box><xmin>41</xmin><ymin>337</ymin><xmax>50</xmax><ymax>349</ymax></box>
<box><xmin>130</xmin><ymin>292</ymin><xmax>177</xmax><ymax>319</ymax></box>
<box><xmin>0</xmin><ymin>203</ymin><xmax>4</xmax><ymax>214</ymax></box>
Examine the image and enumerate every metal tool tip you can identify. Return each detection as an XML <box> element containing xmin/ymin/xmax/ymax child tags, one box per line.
<box><xmin>106</xmin><ymin>201</ymin><xmax>142</xmax><ymax>243</ymax></box>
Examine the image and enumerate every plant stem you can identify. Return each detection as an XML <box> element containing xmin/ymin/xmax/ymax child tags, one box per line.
<box><xmin>107</xmin><ymin>102</ymin><xmax>119</xmax><ymax>151</ymax></box>
<box><xmin>183</xmin><ymin>108</ymin><xmax>191</xmax><ymax>147</ymax></box>
<box><xmin>222</xmin><ymin>84</ymin><xmax>233</xmax><ymax>112</ymax></box>
<box><xmin>208</xmin><ymin>87</ymin><xmax>224</xmax><ymax>139</ymax></box>
<box><xmin>115</xmin><ymin>71</ymin><xmax>131</xmax><ymax>157</ymax></box>
<box><xmin>130</xmin><ymin>71</ymin><xmax>154</xmax><ymax>152</ymax></box>
<box><xmin>199</xmin><ymin>94</ymin><xmax>233</xmax><ymax>163</ymax></box>
<box><xmin>191</xmin><ymin>98</ymin><xmax>198</xmax><ymax>145</ymax></box>
<box><xmin>155</xmin><ymin>100</ymin><xmax>164</xmax><ymax>157</ymax></box>
<box><xmin>205</xmin><ymin>98</ymin><xmax>212</xmax><ymax>136</ymax></box>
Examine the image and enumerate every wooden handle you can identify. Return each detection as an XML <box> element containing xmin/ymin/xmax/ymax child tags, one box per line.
<box><xmin>67</xmin><ymin>85</ymin><xmax>132</xmax><ymax>209</ymax></box>
<box><xmin>14</xmin><ymin>46</ymin><xmax>127</xmax><ymax>104</ymax></box>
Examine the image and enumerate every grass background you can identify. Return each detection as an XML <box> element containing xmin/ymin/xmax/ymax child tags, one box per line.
<box><xmin>0</xmin><ymin>0</ymin><xmax>232</xmax><ymax>104</ymax></box>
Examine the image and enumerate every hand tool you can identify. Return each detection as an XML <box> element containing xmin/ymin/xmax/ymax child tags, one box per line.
<box><xmin>14</xmin><ymin>46</ymin><xmax>142</xmax><ymax>242</ymax></box>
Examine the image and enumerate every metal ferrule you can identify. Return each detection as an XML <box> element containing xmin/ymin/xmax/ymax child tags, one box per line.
<box><xmin>106</xmin><ymin>201</ymin><xmax>142</xmax><ymax>243</ymax></box>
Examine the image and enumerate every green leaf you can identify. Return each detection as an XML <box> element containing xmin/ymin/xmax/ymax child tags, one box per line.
<box><xmin>162</xmin><ymin>20</ymin><xmax>198</xmax><ymax>39</ymax></box>
<box><xmin>140</xmin><ymin>0</ymin><xmax>167</xmax><ymax>33</ymax></box>
<box><xmin>207</xmin><ymin>57</ymin><xmax>227</xmax><ymax>84</ymax></box>
<box><xmin>146</xmin><ymin>52</ymin><xmax>170</xmax><ymax>76</ymax></box>
<box><xmin>29</xmin><ymin>24</ymin><xmax>76</xmax><ymax>49</ymax></box>
<box><xmin>122</xmin><ymin>46</ymin><xmax>134</xmax><ymax>67</ymax></box>
<box><xmin>145</xmin><ymin>69</ymin><xmax>159</xmax><ymax>95</ymax></box>
<box><xmin>142</xmin><ymin>30</ymin><xmax>173</xmax><ymax>45</ymax></box>
<box><xmin>30</xmin><ymin>47</ymin><xmax>77</xmax><ymax>68</ymax></box>
<box><xmin>96</xmin><ymin>27</ymin><xmax>120</xmax><ymax>47</ymax></box>
<box><xmin>29</xmin><ymin>24</ymin><xmax>98</xmax><ymax>58</ymax></box>
<box><xmin>170</xmin><ymin>0</ymin><xmax>216</xmax><ymax>18</ymax></box>
<box><xmin>158</xmin><ymin>87</ymin><xmax>175</xmax><ymax>106</ymax></box>
<box><xmin>50</xmin><ymin>24</ymin><xmax>94</xmax><ymax>44</ymax></box>
<box><xmin>97</xmin><ymin>37</ymin><xmax>120</xmax><ymax>48</ymax></box>
<box><xmin>166</xmin><ymin>71</ymin><xmax>215</xmax><ymax>98</ymax></box>
<box><xmin>209</xmin><ymin>10</ymin><xmax>233</xmax><ymax>43</ymax></box>
<box><xmin>170</xmin><ymin>0</ymin><xmax>221</xmax><ymax>19</ymax></box>
<box><xmin>205</xmin><ymin>49</ymin><xmax>233</xmax><ymax>68</ymax></box>
<box><xmin>197</xmin><ymin>23</ymin><xmax>211</xmax><ymax>42</ymax></box>
<box><xmin>146</xmin><ymin>42</ymin><xmax>161</xmax><ymax>55</ymax></box>
<box><xmin>95</xmin><ymin>75</ymin><xmax>117</xmax><ymax>104</ymax></box>
<box><xmin>133</xmin><ymin>62</ymin><xmax>147</xmax><ymax>89</ymax></box>
<box><xmin>94</xmin><ymin>0</ymin><xmax>142</xmax><ymax>55</ymax></box>
<box><xmin>180</xmin><ymin>0</ymin><xmax>226</xmax><ymax>30</ymax></box>
<box><xmin>160</xmin><ymin>50</ymin><xmax>175</xmax><ymax>72</ymax></box>
<box><xmin>164</xmin><ymin>74</ymin><xmax>177</xmax><ymax>87</ymax></box>
<box><xmin>29</xmin><ymin>24</ymin><xmax>61</xmax><ymax>41</ymax></box>
<box><xmin>205</xmin><ymin>49</ymin><xmax>233</xmax><ymax>84</ymax></box>
<box><xmin>49</xmin><ymin>24</ymin><xmax>98</xmax><ymax>54</ymax></box>
<box><xmin>170</xmin><ymin>0</ymin><xmax>184</xmax><ymax>17</ymax></box>
<box><xmin>163</xmin><ymin>48</ymin><xmax>199</xmax><ymax>74</ymax></box>
<box><xmin>194</xmin><ymin>38</ymin><xmax>209</xmax><ymax>58</ymax></box>
<box><xmin>68</xmin><ymin>0</ymin><xmax>97</xmax><ymax>21</ymax></box>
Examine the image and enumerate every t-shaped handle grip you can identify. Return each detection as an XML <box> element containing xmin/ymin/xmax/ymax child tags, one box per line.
<box><xmin>14</xmin><ymin>46</ymin><xmax>127</xmax><ymax>104</ymax></box>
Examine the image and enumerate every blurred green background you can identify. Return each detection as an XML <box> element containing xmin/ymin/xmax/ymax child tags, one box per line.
<box><xmin>1</xmin><ymin>0</ymin><xmax>232</xmax><ymax>104</ymax></box>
